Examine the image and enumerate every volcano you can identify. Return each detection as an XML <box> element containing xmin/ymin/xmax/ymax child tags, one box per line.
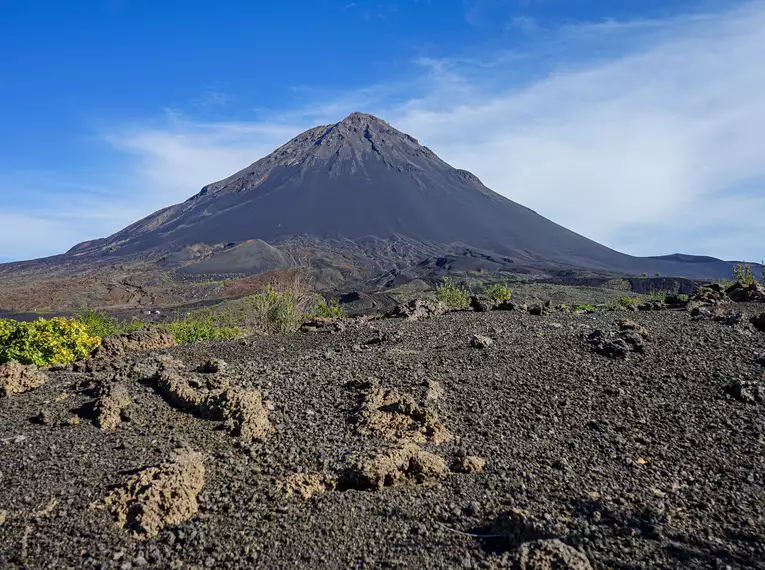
<box><xmin>64</xmin><ymin>112</ymin><xmax>741</xmax><ymax>279</ymax></box>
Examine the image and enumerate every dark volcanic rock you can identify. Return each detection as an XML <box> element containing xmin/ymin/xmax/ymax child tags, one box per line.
<box><xmin>726</xmin><ymin>379</ymin><xmax>765</xmax><ymax>404</ymax></box>
<box><xmin>751</xmin><ymin>313</ymin><xmax>765</xmax><ymax>332</ymax></box>
<box><xmin>388</xmin><ymin>298</ymin><xmax>449</xmax><ymax>321</ymax></box>
<box><xmin>1</xmin><ymin>308</ymin><xmax>764</xmax><ymax>569</ymax></box>
<box><xmin>726</xmin><ymin>281</ymin><xmax>765</xmax><ymax>302</ymax></box>
<box><xmin>470</xmin><ymin>295</ymin><xmax>498</xmax><ymax>313</ymax></box>
<box><xmin>691</xmin><ymin>283</ymin><xmax>727</xmax><ymax>305</ymax></box>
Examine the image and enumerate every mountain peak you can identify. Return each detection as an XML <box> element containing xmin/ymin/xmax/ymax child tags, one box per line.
<box><xmin>338</xmin><ymin>112</ymin><xmax>388</xmax><ymax>126</ymax></box>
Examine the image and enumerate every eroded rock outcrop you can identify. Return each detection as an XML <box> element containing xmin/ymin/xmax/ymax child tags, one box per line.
<box><xmin>93</xmin><ymin>383</ymin><xmax>131</xmax><ymax>430</ymax></box>
<box><xmin>103</xmin><ymin>450</ymin><xmax>205</xmax><ymax>539</ymax></box>
<box><xmin>352</xmin><ymin>381</ymin><xmax>450</xmax><ymax>443</ymax></box>
<box><xmin>279</xmin><ymin>473</ymin><xmax>336</xmax><ymax>501</ymax></box>
<box><xmin>0</xmin><ymin>362</ymin><xmax>47</xmax><ymax>398</ymax></box>
<box><xmin>152</xmin><ymin>359</ymin><xmax>272</xmax><ymax>442</ymax></box>
<box><xmin>726</xmin><ymin>282</ymin><xmax>765</xmax><ymax>303</ymax></box>
<box><xmin>388</xmin><ymin>299</ymin><xmax>449</xmax><ymax>321</ymax></box>
<box><xmin>342</xmin><ymin>443</ymin><xmax>447</xmax><ymax>490</ymax></box>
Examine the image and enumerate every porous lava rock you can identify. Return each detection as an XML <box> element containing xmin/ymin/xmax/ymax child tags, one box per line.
<box><xmin>451</xmin><ymin>455</ymin><xmax>487</xmax><ymax>474</ymax></box>
<box><xmin>470</xmin><ymin>295</ymin><xmax>498</xmax><ymax>312</ymax></box>
<box><xmin>351</xmin><ymin>382</ymin><xmax>450</xmax><ymax>443</ymax></box>
<box><xmin>388</xmin><ymin>298</ymin><xmax>449</xmax><ymax>321</ymax></box>
<box><xmin>470</xmin><ymin>334</ymin><xmax>494</xmax><ymax>349</ymax></box>
<box><xmin>0</xmin><ymin>362</ymin><xmax>47</xmax><ymax>397</ymax></box>
<box><xmin>279</xmin><ymin>473</ymin><xmax>336</xmax><ymax>501</ymax></box>
<box><xmin>218</xmin><ymin>387</ymin><xmax>274</xmax><ymax>443</ymax></box>
<box><xmin>103</xmin><ymin>450</ymin><xmax>205</xmax><ymax>539</ymax></box>
<box><xmin>726</xmin><ymin>282</ymin><xmax>765</xmax><ymax>303</ymax></box>
<box><xmin>93</xmin><ymin>383</ymin><xmax>131</xmax><ymax>430</ymax></box>
<box><xmin>342</xmin><ymin>443</ymin><xmax>447</xmax><ymax>490</ymax></box>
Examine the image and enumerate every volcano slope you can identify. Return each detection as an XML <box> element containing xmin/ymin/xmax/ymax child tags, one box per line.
<box><xmin>1</xmin><ymin>303</ymin><xmax>764</xmax><ymax>569</ymax></box>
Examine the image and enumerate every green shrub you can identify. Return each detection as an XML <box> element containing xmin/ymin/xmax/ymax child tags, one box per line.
<box><xmin>640</xmin><ymin>272</ymin><xmax>648</xmax><ymax>278</ymax></box>
<box><xmin>571</xmin><ymin>304</ymin><xmax>597</xmax><ymax>312</ymax></box>
<box><xmin>236</xmin><ymin>284</ymin><xmax>314</xmax><ymax>335</ymax></box>
<box><xmin>313</xmin><ymin>297</ymin><xmax>344</xmax><ymax>319</ymax></box>
<box><xmin>77</xmin><ymin>310</ymin><xmax>145</xmax><ymax>339</ymax></box>
<box><xmin>163</xmin><ymin>310</ymin><xmax>241</xmax><ymax>344</ymax></box>
<box><xmin>0</xmin><ymin>317</ymin><xmax>102</xmax><ymax>366</ymax></box>
<box><xmin>435</xmin><ymin>277</ymin><xmax>470</xmax><ymax>309</ymax></box>
<box><xmin>616</xmin><ymin>296</ymin><xmax>640</xmax><ymax>308</ymax></box>
<box><xmin>733</xmin><ymin>263</ymin><xmax>757</xmax><ymax>285</ymax></box>
<box><xmin>483</xmin><ymin>281</ymin><xmax>513</xmax><ymax>302</ymax></box>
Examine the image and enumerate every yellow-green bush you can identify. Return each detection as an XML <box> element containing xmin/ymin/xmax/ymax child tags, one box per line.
<box><xmin>77</xmin><ymin>310</ymin><xmax>146</xmax><ymax>339</ymax></box>
<box><xmin>483</xmin><ymin>281</ymin><xmax>513</xmax><ymax>302</ymax></box>
<box><xmin>435</xmin><ymin>277</ymin><xmax>470</xmax><ymax>309</ymax></box>
<box><xmin>313</xmin><ymin>297</ymin><xmax>345</xmax><ymax>319</ymax></box>
<box><xmin>0</xmin><ymin>317</ymin><xmax>102</xmax><ymax>366</ymax></box>
<box><xmin>163</xmin><ymin>310</ymin><xmax>242</xmax><ymax>344</ymax></box>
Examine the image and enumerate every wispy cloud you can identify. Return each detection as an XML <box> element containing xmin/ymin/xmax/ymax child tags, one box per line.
<box><xmin>2</xmin><ymin>1</ymin><xmax>763</xmax><ymax>263</ymax></box>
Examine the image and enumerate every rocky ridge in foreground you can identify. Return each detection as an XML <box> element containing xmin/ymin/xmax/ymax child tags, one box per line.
<box><xmin>1</xmin><ymin>292</ymin><xmax>764</xmax><ymax>568</ymax></box>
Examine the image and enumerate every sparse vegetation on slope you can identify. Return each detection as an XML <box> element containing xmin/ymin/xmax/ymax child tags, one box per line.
<box><xmin>435</xmin><ymin>277</ymin><xmax>470</xmax><ymax>309</ymax></box>
<box><xmin>483</xmin><ymin>281</ymin><xmax>513</xmax><ymax>302</ymax></box>
<box><xmin>163</xmin><ymin>310</ymin><xmax>242</xmax><ymax>345</ymax></box>
<box><xmin>313</xmin><ymin>297</ymin><xmax>345</xmax><ymax>319</ymax></box>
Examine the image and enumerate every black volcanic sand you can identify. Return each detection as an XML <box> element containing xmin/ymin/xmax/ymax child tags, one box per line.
<box><xmin>1</xmin><ymin>306</ymin><xmax>764</xmax><ymax>569</ymax></box>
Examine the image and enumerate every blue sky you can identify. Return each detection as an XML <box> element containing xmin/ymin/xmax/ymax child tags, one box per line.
<box><xmin>1</xmin><ymin>0</ymin><xmax>763</xmax><ymax>262</ymax></box>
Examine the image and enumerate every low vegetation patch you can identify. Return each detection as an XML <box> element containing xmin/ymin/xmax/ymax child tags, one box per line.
<box><xmin>435</xmin><ymin>277</ymin><xmax>470</xmax><ymax>309</ymax></box>
<box><xmin>0</xmin><ymin>317</ymin><xmax>102</xmax><ymax>366</ymax></box>
<box><xmin>313</xmin><ymin>297</ymin><xmax>345</xmax><ymax>319</ymax></box>
<box><xmin>163</xmin><ymin>310</ymin><xmax>242</xmax><ymax>345</ymax></box>
<box><xmin>483</xmin><ymin>281</ymin><xmax>513</xmax><ymax>302</ymax></box>
<box><xmin>78</xmin><ymin>310</ymin><xmax>144</xmax><ymax>339</ymax></box>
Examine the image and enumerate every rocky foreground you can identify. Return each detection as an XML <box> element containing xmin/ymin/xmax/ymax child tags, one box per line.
<box><xmin>1</xmin><ymin>297</ymin><xmax>764</xmax><ymax>569</ymax></box>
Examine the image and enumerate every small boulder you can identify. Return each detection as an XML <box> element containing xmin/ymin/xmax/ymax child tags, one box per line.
<box><xmin>726</xmin><ymin>380</ymin><xmax>765</xmax><ymax>404</ymax></box>
<box><xmin>618</xmin><ymin>320</ymin><xmax>649</xmax><ymax>338</ymax></box>
<box><xmin>528</xmin><ymin>301</ymin><xmax>552</xmax><ymax>316</ymax></box>
<box><xmin>104</xmin><ymin>450</ymin><xmax>205</xmax><ymax>539</ymax></box>
<box><xmin>0</xmin><ymin>362</ymin><xmax>47</xmax><ymax>398</ymax></box>
<box><xmin>94</xmin><ymin>383</ymin><xmax>132</xmax><ymax>430</ymax></box>
<box><xmin>751</xmin><ymin>313</ymin><xmax>765</xmax><ymax>332</ymax></box>
<box><xmin>726</xmin><ymin>282</ymin><xmax>765</xmax><ymax>303</ymax></box>
<box><xmin>218</xmin><ymin>388</ymin><xmax>274</xmax><ymax>443</ymax></box>
<box><xmin>470</xmin><ymin>334</ymin><xmax>494</xmax><ymax>349</ymax></box>
<box><xmin>300</xmin><ymin>316</ymin><xmax>347</xmax><ymax>333</ymax></box>
<box><xmin>342</xmin><ymin>443</ymin><xmax>447</xmax><ymax>490</ymax></box>
<box><xmin>387</xmin><ymin>299</ymin><xmax>449</xmax><ymax>321</ymax></box>
<box><xmin>451</xmin><ymin>455</ymin><xmax>487</xmax><ymax>474</ymax></box>
<box><xmin>691</xmin><ymin>284</ymin><xmax>727</xmax><ymax>305</ymax></box>
<box><xmin>470</xmin><ymin>295</ymin><xmax>498</xmax><ymax>313</ymax></box>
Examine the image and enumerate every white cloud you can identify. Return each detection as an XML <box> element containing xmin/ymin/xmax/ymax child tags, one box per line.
<box><xmin>388</xmin><ymin>1</ymin><xmax>765</xmax><ymax>260</ymax></box>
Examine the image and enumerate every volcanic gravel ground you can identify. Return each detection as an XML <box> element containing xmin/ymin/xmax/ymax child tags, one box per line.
<box><xmin>1</xmin><ymin>307</ymin><xmax>764</xmax><ymax>569</ymax></box>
